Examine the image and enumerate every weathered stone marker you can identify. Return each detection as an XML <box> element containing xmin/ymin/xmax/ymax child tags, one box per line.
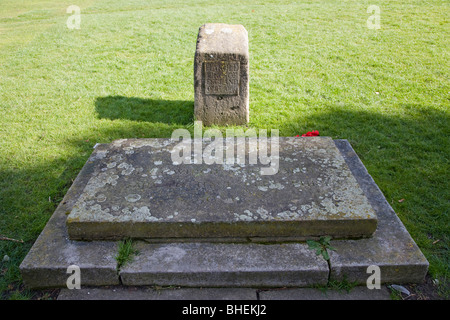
<box><xmin>194</xmin><ymin>23</ymin><xmax>249</xmax><ymax>126</ymax></box>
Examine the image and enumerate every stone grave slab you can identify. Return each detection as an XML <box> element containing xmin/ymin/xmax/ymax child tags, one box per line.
<box><xmin>20</xmin><ymin>138</ymin><xmax>428</xmax><ymax>289</ymax></box>
<box><xmin>66</xmin><ymin>137</ymin><xmax>377</xmax><ymax>241</ymax></box>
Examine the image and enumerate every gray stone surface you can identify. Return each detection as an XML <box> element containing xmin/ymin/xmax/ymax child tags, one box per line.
<box><xmin>19</xmin><ymin>149</ymin><xmax>120</xmax><ymax>289</ymax></box>
<box><xmin>194</xmin><ymin>23</ymin><xmax>249</xmax><ymax>126</ymax></box>
<box><xmin>58</xmin><ymin>285</ymin><xmax>392</xmax><ymax>300</ymax></box>
<box><xmin>258</xmin><ymin>286</ymin><xmax>391</xmax><ymax>300</ymax></box>
<box><xmin>58</xmin><ymin>286</ymin><xmax>258</xmax><ymax>300</ymax></box>
<box><xmin>120</xmin><ymin>241</ymin><xmax>329</xmax><ymax>287</ymax></box>
<box><xmin>66</xmin><ymin>137</ymin><xmax>377</xmax><ymax>241</ymax></box>
<box><xmin>328</xmin><ymin>140</ymin><xmax>429</xmax><ymax>284</ymax></box>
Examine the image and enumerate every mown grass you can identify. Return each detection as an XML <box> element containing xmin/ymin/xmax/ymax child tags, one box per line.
<box><xmin>0</xmin><ymin>0</ymin><xmax>448</xmax><ymax>299</ymax></box>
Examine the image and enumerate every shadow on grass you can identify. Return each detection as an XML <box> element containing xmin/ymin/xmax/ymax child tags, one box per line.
<box><xmin>95</xmin><ymin>95</ymin><xmax>194</xmax><ymax>125</ymax></box>
<box><xmin>0</xmin><ymin>153</ymin><xmax>88</xmax><ymax>296</ymax></box>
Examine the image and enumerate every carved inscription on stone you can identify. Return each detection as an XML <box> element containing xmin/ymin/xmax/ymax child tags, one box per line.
<box><xmin>204</xmin><ymin>61</ymin><xmax>240</xmax><ymax>95</ymax></box>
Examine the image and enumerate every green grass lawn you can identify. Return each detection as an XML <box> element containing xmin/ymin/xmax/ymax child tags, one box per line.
<box><xmin>0</xmin><ymin>0</ymin><xmax>448</xmax><ymax>299</ymax></box>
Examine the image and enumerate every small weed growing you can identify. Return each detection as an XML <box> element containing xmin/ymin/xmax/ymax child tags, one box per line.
<box><xmin>115</xmin><ymin>239</ymin><xmax>138</xmax><ymax>271</ymax></box>
<box><xmin>307</xmin><ymin>236</ymin><xmax>336</xmax><ymax>261</ymax></box>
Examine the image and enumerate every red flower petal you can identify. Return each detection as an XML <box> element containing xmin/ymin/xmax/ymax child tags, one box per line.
<box><xmin>298</xmin><ymin>130</ymin><xmax>320</xmax><ymax>137</ymax></box>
